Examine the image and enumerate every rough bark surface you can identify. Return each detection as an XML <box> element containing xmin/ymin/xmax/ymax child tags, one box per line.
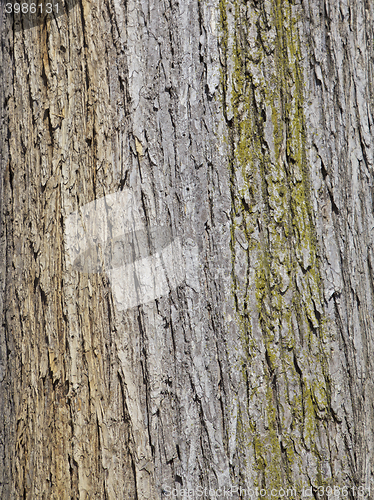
<box><xmin>221</xmin><ymin>0</ymin><xmax>374</xmax><ymax>494</ymax></box>
<box><xmin>0</xmin><ymin>0</ymin><xmax>373</xmax><ymax>499</ymax></box>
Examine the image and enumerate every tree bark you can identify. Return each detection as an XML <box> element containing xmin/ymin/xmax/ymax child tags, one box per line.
<box><xmin>0</xmin><ymin>0</ymin><xmax>373</xmax><ymax>498</ymax></box>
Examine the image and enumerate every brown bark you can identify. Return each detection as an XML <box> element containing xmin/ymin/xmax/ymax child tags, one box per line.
<box><xmin>1</xmin><ymin>0</ymin><xmax>373</xmax><ymax>498</ymax></box>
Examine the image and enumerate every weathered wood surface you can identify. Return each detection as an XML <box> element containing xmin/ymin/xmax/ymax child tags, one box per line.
<box><xmin>0</xmin><ymin>0</ymin><xmax>373</xmax><ymax>498</ymax></box>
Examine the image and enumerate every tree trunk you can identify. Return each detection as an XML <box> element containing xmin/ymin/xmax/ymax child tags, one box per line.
<box><xmin>1</xmin><ymin>0</ymin><xmax>373</xmax><ymax>498</ymax></box>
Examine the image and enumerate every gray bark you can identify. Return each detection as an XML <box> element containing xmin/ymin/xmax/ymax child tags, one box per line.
<box><xmin>0</xmin><ymin>0</ymin><xmax>373</xmax><ymax>498</ymax></box>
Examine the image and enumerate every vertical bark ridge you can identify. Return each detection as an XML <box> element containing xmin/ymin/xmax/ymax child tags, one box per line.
<box><xmin>219</xmin><ymin>0</ymin><xmax>365</xmax><ymax>494</ymax></box>
<box><xmin>301</xmin><ymin>0</ymin><xmax>374</xmax><ymax>489</ymax></box>
<box><xmin>1</xmin><ymin>1</ymin><xmax>139</xmax><ymax>497</ymax></box>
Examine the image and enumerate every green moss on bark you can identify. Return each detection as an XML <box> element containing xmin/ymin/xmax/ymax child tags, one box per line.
<box><xmin>219</xmin><ymin>0</ymin><xmax>334</xmax><ymax>493</ymax></box>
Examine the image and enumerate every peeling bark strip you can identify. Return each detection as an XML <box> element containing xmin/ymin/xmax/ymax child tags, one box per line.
<box><xmin>219</xmin><ymin>0</ymin><xmax>374</xmax><ymax>494</ymax></box>
<box><xmin>222</xmin><ymin>0</ymin><xmax>338</xmax><ymax>489</ymax></box>
<box><xmin>0</xmin><ymin>0</ymin><xmax>373</xmax><ymax>499</ymax></box>
<box><xmin>0</xmin><ymin>0</ymin><xmax>233</xmax><ymax>497</ymax></box>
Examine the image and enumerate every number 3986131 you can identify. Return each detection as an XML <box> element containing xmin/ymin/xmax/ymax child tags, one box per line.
<box><xmin>4</xmin><ymin>0</ymin><xmax>77</xmax><ymax>31</ymax></box>
<box><xmin>5</xmin><ymin>3</ymin><xmax>59</xmax><ymax>14</ymax></box>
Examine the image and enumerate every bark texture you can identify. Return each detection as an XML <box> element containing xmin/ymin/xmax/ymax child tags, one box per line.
<box><xmin>0</xmin><ymin>0</ymin><xmax>373</xmax><ymax>498</ymax></box>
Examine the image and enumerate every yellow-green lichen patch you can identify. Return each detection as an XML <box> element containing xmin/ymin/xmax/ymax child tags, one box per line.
<box><xmin>219</xmin><ymin>0</ymin><xmax>336</xmax><ymax>493</ymax></box>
